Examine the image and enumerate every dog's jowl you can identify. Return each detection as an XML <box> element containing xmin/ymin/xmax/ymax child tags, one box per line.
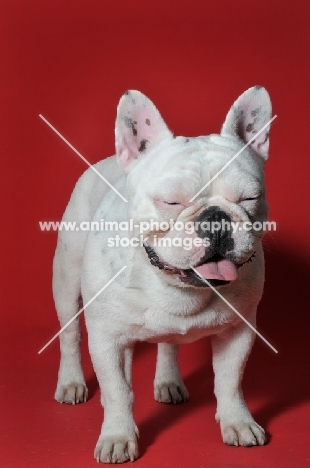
<box><xmin>53</xmin><ymin>87</ymin><xmax>273</xmax><ymax>463</ymax></box>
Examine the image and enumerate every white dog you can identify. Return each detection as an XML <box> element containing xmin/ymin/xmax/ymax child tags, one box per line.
<box><xmin>53</xmin><ymin>86</ymin><xmax>273</xmax><ymax>463</ymax></box>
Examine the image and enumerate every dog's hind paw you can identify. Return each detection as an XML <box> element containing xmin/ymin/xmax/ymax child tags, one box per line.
<box><xmin>55</xmin><ymin>382</ymin><xmax>88</xmax><ymax>405</ymax></box>
<box><xmin>154</xmin><ymin>381</ymin><xmax>189</xmax><ymax>404</ymax></box>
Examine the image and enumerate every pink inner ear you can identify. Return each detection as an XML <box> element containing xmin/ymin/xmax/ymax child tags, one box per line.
<box><xmin>115</xmin><ymin>91</ymin><xmax>172</xmax><ymax>169</ymax></box>
<box><xmin>129</xmin><ymin>106</ymin><xmax>163</xmax><ymax>147</ymax></box>
<box><xmin>241</xmin><ymin>107</ymin><xmax>270</xmax><ymax>159</ymax></box>
<box><xmin>221</xmin><ymin>87</ymin><xmax>272</xmax><ymax>161</ymax></box>
<box><xmin>116</xmin><ymin>146</ymin><xmax>130</xmax><ymax>166</ymax></box>
<box><xmin>135</xmin><ymin>107</ymin><xmax>153</xmax><ymax>129</ymax></box>
<box><xmin>252</xmin><ymin>135</ymin><xmax>270</xmax><ymax>159</ymax></box>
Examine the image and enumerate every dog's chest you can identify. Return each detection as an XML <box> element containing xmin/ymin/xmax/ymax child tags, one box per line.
<box><xmin>136</xmin><ymin>300</ymin><xmax>232</xmax><ymax>344</ymax></box>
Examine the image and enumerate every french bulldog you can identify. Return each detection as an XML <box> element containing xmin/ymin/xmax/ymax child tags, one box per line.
<box><xmin>53</xmin><ymin>86</ymin><xmax>273</xmax><ymax>463</ymax></box>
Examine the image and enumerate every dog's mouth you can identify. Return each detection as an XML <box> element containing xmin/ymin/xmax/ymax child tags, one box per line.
<box><xmin>143</xmin><ymin>244</ymin><xmax>255</xmax><ymax>288</ymax></box>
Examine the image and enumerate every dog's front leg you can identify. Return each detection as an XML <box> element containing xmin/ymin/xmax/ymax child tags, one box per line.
<box><xmin>53</xmin><ymin>244</ymin><xmax>87</xmax><ymax>404</ymax></box>
<box><xmin>154</xmin><ymin>343</ymin><xmax>189</xmax><ymax>404</ymax></box>
<box><xmin>89</xmin><ymin>337</ymin><xmax>139</xmax><ymax>464</ymax></box>
<box><xmin>212</xmin><ymin>315</ymin><xmax>266</xmax><ymax>447</ymax></box>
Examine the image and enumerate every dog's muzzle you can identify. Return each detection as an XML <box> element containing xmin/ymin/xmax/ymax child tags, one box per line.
<box><xmin>143</xmin><ymin>243</ymin><xmax>255</xmax><ymax>288</ymax></box>
<box><xmin>143</xmin><ymin>206</ymin><xmax>255</xmax><ymax>288</ymax></box>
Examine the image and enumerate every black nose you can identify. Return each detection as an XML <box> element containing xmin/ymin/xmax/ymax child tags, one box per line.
<box><xmin>195</xmin><ymin>206</ymin><xmax>234</xmax><ymax>257</ymax></box>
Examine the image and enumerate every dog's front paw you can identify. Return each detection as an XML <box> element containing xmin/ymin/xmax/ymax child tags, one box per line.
<box><xmin>154</xmin><ymin>381</ymin><xmax>189</xmax><ymax>404</ymax></box>
<box><xmin>221</xmin><ymin>421</ymin><xmax>266</xmax><ymax>447</ymax></box>
<box><xmin>94</xmin><ymin>436</ymin><xmax>139</xmax><ymax>464</ymax></box>
<box><xmin>55</xmin><ymin>382</ymin><xmax>88</xmax><ymax>405</ymax></box>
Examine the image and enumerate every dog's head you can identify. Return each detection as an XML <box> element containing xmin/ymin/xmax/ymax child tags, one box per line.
<box><xmin>115</xmin><ymin>87</ymin><xmax>273</xmax><ymax>288</ymax></box>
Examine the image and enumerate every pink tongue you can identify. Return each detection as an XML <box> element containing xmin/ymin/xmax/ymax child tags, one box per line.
<box><xmin>195</xmin><ymin>259</ymin><xmax>238</xmax><ymax>281</ymax></box>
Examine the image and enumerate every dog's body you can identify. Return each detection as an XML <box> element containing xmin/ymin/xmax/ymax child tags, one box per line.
<box><xmin>53</xmin><ymin>87</ymin><xmax>273</xmax><ymax>463</ymax></box>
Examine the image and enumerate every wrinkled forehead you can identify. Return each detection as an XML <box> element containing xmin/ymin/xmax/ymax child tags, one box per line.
<box><xmin>148</xmin><ymin>134</ymin><xmax>257</xmax><ymax>167</ymax></box>
<box><xmin>133</xmin><ymin>135</ymin><xmax>236</xmax><ymax>171</ymax></box>
<box><xmin>129</xmin><ymin>134</ymin><xmax>263</xmax><ymax>197</ymax></box>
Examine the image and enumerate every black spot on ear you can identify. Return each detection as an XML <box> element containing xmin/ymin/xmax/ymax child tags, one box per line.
<box><xmin>235</xmin><ymin>108</ymin><xmax>244</xmax><ymax>119</ymax></box>
<box><xmin>246</xmin><ymin>122</ymin><xmax>255</xmax><ymax>133</ymax></box>
<box><xmin>251</xmin><ymin>108</ymin><xmax>260</xmax><ymax>117</ymax></box>
<box><xmin>254</xmin><ymin>85</ymin><xmax>263</xmax><ymax>90</ymax></box>
<box><xmin>138</xmin><ymin>139</ymin><xmax>148</xmax><ymax>152</ymax></box>
<box><xmin>123</xmin><ymin>116</ymin><xmax>137</xmax><ymax>136</ymax></box>
<box><xmin>123</xmin><ymin>116</ymin><xmax>132</xmax><ymax>128</ymax></box>
<box><xmin>185</xmin><ymin>138</ymin><xmax>189</xmax><ymax>143</ymax></box>
<box><xmin>145</xmin><ymin>118</ymin><xmax>150</xmax><ymax>126</ymax></box>
<box><xmin>124</xmin><ymin>91</ymin><xmax>136</xmax><ymax>104</ymax></box>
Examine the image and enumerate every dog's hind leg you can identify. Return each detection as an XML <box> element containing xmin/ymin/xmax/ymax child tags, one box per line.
<box><xmin>53</xmin><ymin>236</ymin><xmax>88</xmax><ymax>404</ymax></box>
<box><xmin>154</xmin><ymin>343</ymin><xmax>189</xmax><ymax>404</ymax></box>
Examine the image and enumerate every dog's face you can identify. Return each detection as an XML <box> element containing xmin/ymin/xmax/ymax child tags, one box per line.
<box><xmin>115</xmin><ymin>87</ymin><xmax>272</xmax><ymax>287</ymax></box>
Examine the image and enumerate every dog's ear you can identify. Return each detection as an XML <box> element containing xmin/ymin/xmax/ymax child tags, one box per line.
<box><xmin>221</xmin><ymin>86</ymin><xmax>273</xmax><ymax>161</ymax></box>
<box><xmin>115</xmin><ymin>90</ymin><xmax>173</xmax><ymax>170</ymax></box>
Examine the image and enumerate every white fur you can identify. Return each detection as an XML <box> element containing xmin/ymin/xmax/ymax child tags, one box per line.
<box><xmin>53</xmin><ymin>87</ymin><xmax>272</xmax><ymax>463</ymax></box>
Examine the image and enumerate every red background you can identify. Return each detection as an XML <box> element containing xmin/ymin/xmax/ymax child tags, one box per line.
<box><xmin>1</xmin><ymin>1</ymin><xmax>310</xmax><ymax>467</ymax></box>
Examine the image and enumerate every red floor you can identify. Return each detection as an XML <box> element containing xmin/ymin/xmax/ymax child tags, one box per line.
<box><xmin>1</xmin><ymin>1</ymin><xmax>310</xmax><ymax>467</ymax></box>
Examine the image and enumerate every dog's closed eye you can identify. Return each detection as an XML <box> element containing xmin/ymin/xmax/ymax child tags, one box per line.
<box><xmin>243</xmin><ymin>196</ymin><xmax>261</xmax><ymax>201</ymax></box>
<box><xmin>239</xmin><ymin>194</ymin><xmax>262</xmax><ymax>204</ymax></box>
<box><xmin>154</xmin><ymin>198</ymin><xmax>185</xmax><ymax>211</ymax></box>
<box><xmin>238</xmin><ymin>195</ymin><xmax>262</xmax><ymax>214</ymax></box>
